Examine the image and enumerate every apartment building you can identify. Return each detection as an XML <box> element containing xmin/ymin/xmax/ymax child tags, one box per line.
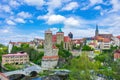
<box><xmin>2</xmin><ymin>52</ymin><xmax>29</xmax><ymax>65</ymax></box>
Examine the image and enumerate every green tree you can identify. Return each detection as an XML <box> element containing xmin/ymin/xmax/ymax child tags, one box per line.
<box><xmin>82</xmin><ymin>45</ymin><xmax>94</xmax><ymax>51</ymax></box>
<box><xmin>68</xmin><ymin>53</ymin><xmax>101</xmax><ymax>80</ymax></box>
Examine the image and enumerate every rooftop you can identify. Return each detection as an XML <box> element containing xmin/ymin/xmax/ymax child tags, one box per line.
<box><xmin>3</xmin><ymin>52</ymin><xmax>28</xmax><ymax>57</ymax></box>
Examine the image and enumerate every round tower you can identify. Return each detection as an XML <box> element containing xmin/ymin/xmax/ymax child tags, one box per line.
<box><xmin>44</xmin><ymin>29</ymin><xmax>53</xmax><ymax>56</ymax></box>
<box><xmin>56</xmin><ymin>28</ymin><xmax>64</xmax><ymax>44</ymax></box>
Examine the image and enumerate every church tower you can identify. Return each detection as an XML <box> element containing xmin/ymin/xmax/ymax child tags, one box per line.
<box><xmin>56</xmin><ymin>28</ymin><xmax>64</xmax><ymax>44</ymax></box>
<box><xmin>95</xmin><ymin>24</ymin><xmax>99</xmax><ymax>37</ymax></box>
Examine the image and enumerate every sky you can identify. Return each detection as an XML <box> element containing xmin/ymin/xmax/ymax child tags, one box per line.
<box><xmin>0</xmin><ymin>0</ymin><xmax>120</xmax><ymax>45</ymax></box>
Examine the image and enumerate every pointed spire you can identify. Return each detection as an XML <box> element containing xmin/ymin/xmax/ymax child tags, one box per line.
<box><xmin>96</xmin><ymin>24</ymin><xmax>98</xmax><ymax>31</ymax></box>
<box><xmin>95</xmin><ymin>24</ymin><xmax>99</xmax><ymax>37</ymax></box>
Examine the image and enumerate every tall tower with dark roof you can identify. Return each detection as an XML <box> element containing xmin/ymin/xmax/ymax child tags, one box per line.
<box><xmin>95</xmin><ymin>24</ymin><xmax>99</xmax><ymax>37</ymax></box>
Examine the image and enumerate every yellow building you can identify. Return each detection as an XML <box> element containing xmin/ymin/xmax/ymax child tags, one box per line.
<box><xmin>2</xmin><ymin>52</ymin><xmax>29</xmax><ymax>65</ymax></box>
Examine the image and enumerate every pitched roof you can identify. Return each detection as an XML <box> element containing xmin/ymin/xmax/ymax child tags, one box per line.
<box><xmin>64</xmin><ymin>36</ymin><xmax>71</xmax><ymax>42</ymax></box>
<box><xmin>52</xmin><ymin>35</ymin><xmax>57</xmax><ymax>42</ymax></box>
<box><xmin>98</xmin><ymin>34</ymin><xmax>113</xmax><ymax>39</ymax></box>
<box><xmin>3</xmin><ymin>52</ymin><xmax>28</xmax><ymax>57</ymax></box>
<box><xmin>103</xmin><ymin>38</ymin><xmax>110</xmax><ymax>42</ymax></box>
<box><xmin>117</xmin><ymin>36</ymin><xmax>120</xmax><ymax>39</ymax></box>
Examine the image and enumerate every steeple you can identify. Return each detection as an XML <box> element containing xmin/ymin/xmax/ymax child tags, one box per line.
<box><xmin>95</xmin><ymin>24</ymin><xmax>99</xmax><ymax>37</ymax></box>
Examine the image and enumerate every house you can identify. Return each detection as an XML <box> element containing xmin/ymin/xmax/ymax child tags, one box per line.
<box><xmin>114</xmin><ymin>50</ymin><xmax>120</xmax><ymax>61</ymax></box>
<box><xmin>100</xmin><ymin>38</ymin><xmax>111</xmax><ymax>50</ymax></box>
<box><xmin>2</xmin><ymin>52</ymin><xmax>29</xmax><ymax>65</ymax></box>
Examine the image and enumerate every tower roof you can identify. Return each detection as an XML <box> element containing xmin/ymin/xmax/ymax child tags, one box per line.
<box><xmin>96</xmin><ymin>24</ymin><xmax>98</xmax><ymax>31</ymax></box>
<box><xmin>57</xmin><ymin>28</ymin><xmax>63</xmax><ymax>33</ymax></box>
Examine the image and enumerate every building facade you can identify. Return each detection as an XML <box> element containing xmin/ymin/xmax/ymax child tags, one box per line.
<box><xmin>114</xmin><ymin>50</ymin><xmax>120</xmax><ymax>61</ymax></box>
<box><xmin>2</xmin><ymin>52</ymin><xmax>29</xmax><ymax>65</ymax></box>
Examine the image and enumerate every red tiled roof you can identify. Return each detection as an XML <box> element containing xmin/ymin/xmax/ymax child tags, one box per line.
<box><xmin>42</xmin><ymin>56</ymin><xmax>59</xmax><ymax>60</ymax></box>
<box><xmin>72</xmin><ymin>39</ymin><xmax>83</xmax><ymax>44</ymax></box>
<box><xmin>3</xmin><ymin>52</ymin><xmax>28</xmax><ymax>57</ymax></box>
<box><xmin>64</xmin><ymin>36</ymin><xmax>71</xmax><ymax>42</ymax></box>
<box><xmin>89</xmin><ymin>42</ymin><xmax>96</xmax><ymax>45</ymax></box>
<box><xmin>103</xmin><ymin>38</ymin><xmax>110</xmax><ymax>42</ymax></box>
<box><xmin>117</xmin><ymin>36</ymin><xmax>120</xmax><ymax>39</ymax></box>
<box><xmin>52</xmin><ymin>35</ymin><xmax>57</xmax><ymax>42</ymax></box>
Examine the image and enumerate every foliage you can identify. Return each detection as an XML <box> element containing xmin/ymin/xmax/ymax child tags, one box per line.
<box><xmin>56</xmin><ymin>42</ymin><xmax>72</xmax><ymax>58</ymax></box>
<box><xmin>0</xmin><ymin>44</ymin><xmax>8</xmax><ymax>62</ymax></box>
<box><xmin>68</xmin><ymin>53</ymin><xmax>101</xmax><ymax>80</ymax></box>
<box><xmin>82</xmin><ymin>45</ymin><xmax>94</xmax><ymax>51</ymax></box>
<box><xmin>4</xmin><ymin>63</ymin><xmax>24</xmax><ymax>71</ymax></box>
<box><xmin>72</xmin><ymin>44</ymin><xmax>81</xmax><ymax>50</ymax></box>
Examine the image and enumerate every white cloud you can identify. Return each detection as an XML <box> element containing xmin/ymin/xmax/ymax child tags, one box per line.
<box><xmin>0</xmin><ymin>5</ymin><xmax>12</xmax><ymax>13</ymax></box>
<box><xmin>62</xmin><ymin>2</ymin><xmax>79</xmax><ymax>11</ymax></box>
<box><xmin>9</xmin><ymin>0</ymin><xmax>20</xmax><ymax>7</ymax></box>
<box><xmin>47</xmin><ymin>0</ymin><xmax>62</xmax><ymax>14</ymax></box>
<box><xmin>110</xmin><ymin>0</ymin><xmax>120</xmax><ymax>12</ymax></box>
<box><xmin>6</xmin><ymin>20</ymin><xmax>16</xmax><ymax>25</ymax></box>
<box><xmin>94</xmin><ymin>6</ymin><xmax>101</xmax><ymax>10</ymax></box>
<box><xmin>47</xmin><ymin>15</ymin><xmax>65</xmax><ymax>24</ymax></box>
<box><xmin>17</xmin><ymin>11</ymin><xmax>32</xmax><ymax>18</ymax></box>
<box><xmin>64</xmin><ymin>17</ymin><xmax>80</xmax><ymax>27</ymax></box>
<box><xmin>24</xmin><ymin>0</ymin><xmax>45</xmax><ymax>7</ymax></box>
<box><xmin>14</xmin><ymin>18</ymin><xmax>25</xmax><ymax>23</ymax></box>
<box><xmin>81</xmin><ymin>0</ymin><xmax>103</xmax><ymax>10</ymax></box>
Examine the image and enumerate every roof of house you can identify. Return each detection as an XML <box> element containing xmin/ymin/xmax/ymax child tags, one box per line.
<box><xmin>64</xmin><ymin>36</ymin><xmax>71</xmax><ymax>42</ymax></box>
<box><xmin>115</xmin><ymin>50</ymin><xmax>120</xmax><ymax>54</ymax></box>
<box><xmin>98</xmin><ymin>34</ymin><xmax>113</xmax><ymax>39</ymax></box>
<box><xmin>117</xmin><ymin>36</ymin><xmax>120</xmax><ymax>39</ymax></box>
<box><xmin>52</xmin><ymin>35</ymin><xmax>57</xmax><ymax>42</ymax></box>
<box><xmin>103</xmin><ymin>38</ymin><xmax>110</xmax><ymax>42</ymax></box>
<box><xmin>3</xmin><ymin>52</ymin><xmax>28</xmax><ymax>57</ymax></box>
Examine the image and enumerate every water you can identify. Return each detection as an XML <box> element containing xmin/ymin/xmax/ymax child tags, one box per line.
<box><xmin>31</xmin><ymin>77</ymin><xmax>42</xmax><ymax>80</ymax></box>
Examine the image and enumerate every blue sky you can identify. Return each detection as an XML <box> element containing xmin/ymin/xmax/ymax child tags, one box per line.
<box><xmin>0</xmin><ymin>0</ymin><xmax>120</xmax><ymax>45</ymax></box>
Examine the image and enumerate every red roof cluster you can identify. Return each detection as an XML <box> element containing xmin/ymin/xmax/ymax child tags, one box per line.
<box><xmin>103</xmin><ymin>38</ymin><xmax>110</xmax><ymax>42</ymax></box>
<box><xmin>72</xmin><ymin>39</ymin><xmax>83</xmax><ymax>44</ymax></box>
<box><xmin>52</xmin><ymin>35</ymin><xmax>71</xmax><ymax>43</ymax></box>
<box><xmin>117</xmin><ymin>36</ymin><xmax>120</xmax><ymax>39</ymax></box>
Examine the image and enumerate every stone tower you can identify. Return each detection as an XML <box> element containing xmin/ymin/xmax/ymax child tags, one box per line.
<box><xmin>44</xmin><ymin>29</ymin><xmax>53</xmax><ymax>56</ymax></box>
<box><xmin>41</xmin><ymin>29</ymin><xmax>59</xmax><ymax>70</ymax></box>
<box><xmin>56</xmin><ymin>28</ymin><xmax>64</xmax><ymax>44</ymax></box>
<box><xmin>95</xmin><ymin>24</ymin><xmax>99</xmax><ymax>37</ymax></box>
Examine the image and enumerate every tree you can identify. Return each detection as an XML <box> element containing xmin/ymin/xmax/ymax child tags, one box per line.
<box><xmin>68</xmin><ymin>53</ymin><xmax>101</xmax><ymax>80</ymax></box>
<box><xmin>0</xmin><ymin>44</ymin><xmax>8</xmax><ymax>62</ymax></box>
<box><xmin>82</xmin><ymin>45</ymin><xmax>94</xmax><ymax>51</ymax></box>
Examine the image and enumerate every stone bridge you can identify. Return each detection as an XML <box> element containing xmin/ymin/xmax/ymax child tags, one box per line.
<box><xmin>4</xmin><ymin>65</ymin><xmax>42</xmax><ymax>76</ymax></box>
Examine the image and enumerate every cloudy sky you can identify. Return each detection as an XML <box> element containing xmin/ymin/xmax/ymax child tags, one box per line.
<box><xmin>0</xmin><ymin>0</ymin><xmax>120</xmax><ymax>45</ymax></box>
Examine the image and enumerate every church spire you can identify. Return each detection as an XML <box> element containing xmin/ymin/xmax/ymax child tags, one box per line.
<box><xmin>95</xmin><ymin>24</ymin><xmax>99</xmax><ymax>37</ymax></box>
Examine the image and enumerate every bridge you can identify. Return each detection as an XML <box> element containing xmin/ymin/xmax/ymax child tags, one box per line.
<box><xmin>4</xmin><ymin>64</ymin><xmax>42</xmax><ymax>76</ymax></box>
